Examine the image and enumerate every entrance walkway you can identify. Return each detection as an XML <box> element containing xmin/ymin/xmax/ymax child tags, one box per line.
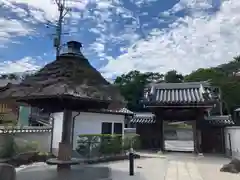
<box><xmin>106</xmin><ymin>153</ymin><xmax>240</xmax><ymax>180</ymax></box>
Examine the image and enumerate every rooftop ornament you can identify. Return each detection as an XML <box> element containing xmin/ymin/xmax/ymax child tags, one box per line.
<box><xmin>0</xmin><ymin>41</ymin><xmax>125</xmax><ymax>171</ymax></box>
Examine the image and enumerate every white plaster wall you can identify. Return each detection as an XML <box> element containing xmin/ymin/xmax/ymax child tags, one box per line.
<box><xmin>225</xmin><ymin>126</ymin><xmax>240</xmax><ymax>158</ymax></box>
<box><xmin>72</xmin><ymin>112</ymin><xmax>125</xmax><ymax>150</ymax></box>
<box><xmin>51</xmin><ymin>112</ymin><xmax>63</xmax><ymax>155</ymax></box>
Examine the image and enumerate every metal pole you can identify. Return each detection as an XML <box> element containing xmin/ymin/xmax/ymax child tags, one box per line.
<box><xmin>54</xmin><ymin>0</ymin><xmax>70</xmax><ymax>57</ymax></box>
<box><xmin>129</xmin><ymin>148</ymin><xmax>134</xmax><ymax>176</ymax></box>
<box><xmin>56</xmin><ymin>4</ymin><xmax>63</xmax><ymax>57</ymax></box>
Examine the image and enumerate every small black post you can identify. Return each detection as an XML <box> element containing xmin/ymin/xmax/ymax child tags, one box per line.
<box><xmin>129</xmin><ymin>148</ymin><xmax>134</xmax><ymax>176</ymax></box>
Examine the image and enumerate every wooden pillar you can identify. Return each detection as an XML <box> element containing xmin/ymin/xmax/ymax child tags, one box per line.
<box><xmin>193</xmin><ymin>109</ymin><xmax>204</xmax><ymax>155</ymax></box>
<box><xmin>57</xmin><ymin>109</ymin><xmax>73</xmax><ymax>170</ymax></box>
<box><xmin>156</xmin><ymin>113</ymin><xmax>164</xmax><ymax>152</ymax></box>
<box><xmin>160</xmin><ymin>119</ymin><xmax>164</xmax><ymax>152</ymax></box>
<box><xmin>192</xmin><ymin>120</ymin><xmax>198</xmax><ymax>154</ymax></box>
<box><xmin>221</xmin><ymin>128</ymin><xmax>225</xmax><ymax>154</ymax></box>
<box><xmin>197</xmin><ymin>109</ymin><xmax>204</xmax><ymax>154</ymax></box>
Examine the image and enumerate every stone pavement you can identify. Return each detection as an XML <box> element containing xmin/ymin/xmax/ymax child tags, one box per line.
<box><xmin>105</xmin><ymin>153</ymin><xmax>240</xmax><ymax>180</ymax></box>
<box><xmin>15</xmin><ymin>153</ymin><xmax>240</xmax><ymax>180</ymax></box>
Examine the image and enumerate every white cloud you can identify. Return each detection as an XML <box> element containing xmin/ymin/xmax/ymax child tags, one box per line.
<box><xmin>90</xmin><ymin>42</ymin><xmax>105</xmax><ymax>53</ymax></box>
<box><xmin>1</xmin><ymin>0</ymin><xmax>130</xmax><ymax>46</ymax></box>
<box><xmin>4</xmin><ymin>0</ymin><xmax>235</xmax><ymax>81</ymax></box>
<box><xmin>0</xmin><ymin>1</ymin><xmax>84</xmax><ymax>48</ymax></box>
<box><xmin>3</xmin><ymin>0</ymin><xmax>88</xmax><ymax>22</ymax></box>
<box><xmin>0</xmin><ymin>18</ymin><xmax>32</xmax><ymax>44</ymax></box>
<box><xmin>0</xmin><ymin>57</ymin><xmax>40</xmax><ymax>74</ymax></box>
<box><xmin>101</xmin><ymin>0</ymin><xmax>240</xmax><ymax>79</ymax></box>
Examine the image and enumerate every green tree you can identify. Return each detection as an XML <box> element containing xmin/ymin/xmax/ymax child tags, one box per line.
<box><xmin>8</xmin><ymin>73</ymin><xmax>18</xmax><ymax>80</ymax></box>
<box><xmin>0</xmin><ymin>73</ymin><xmax>19</xmax><ymax>80</ymax></box>
<box><xmin>185</xmin><ymin>58</ymin><xmax>240</xmax><ymax>114</ymax></box>
<box><xmin>164</xmin><ymin>70</ymin><xmax>184</xmax><ymax>83</ymax></box>
<box><xmin>114</xmin><ymin>71</ymin><xmax>163</xmax><ymax>111</ymax></box>
<box><xmin>184</xmin><ymin>68</ymin><xmax>226</xmax><ymax>84</ymax></box>
<box><xmin>0</xmin><ymin>74</ymin><xmax>8</xmax><ymax>79</ymax></box>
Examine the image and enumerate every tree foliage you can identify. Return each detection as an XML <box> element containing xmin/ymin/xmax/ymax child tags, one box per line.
<box><xmin>0</xmin><ymin>73</ymin><xmax>19</xmax><ymax>80</ymax></box>
<box><xmin>164</xmin><ymin>70</ymin><xmax>184</xmax><ymax>83</ymax></box>
<box><xmin>113</xmin><ymin>70</ymin><xmax>185</xmax><ymax>111</ymax></box>
<box><xmin>114</xmin><ymin>56</ymin><xmax>240</xmax><ymax>113</ymax></box>
<box><xmin>185</xmin><ymin>57</ymin><xmax>240</xmax><ymax>113</ymax></box>
<box><xmin>114</xmin><ymin>71</ymin><xmax>164</xmax><ymax>111</ymax></box>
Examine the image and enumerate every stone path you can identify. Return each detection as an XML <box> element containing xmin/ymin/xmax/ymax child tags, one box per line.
<box><xmin>106</xmin><ymin>154</ymin><xmax>240</xmax><ymax>180</ymax></box>
<box><xmin>105</xmin><ymin>158</ymin><xmax>167</xmax><ymax>180</ymax></box>
<box><xmin>165</xmin><ymin>160</ymin><xmax>203</xmax><ymax>180</ymax></box>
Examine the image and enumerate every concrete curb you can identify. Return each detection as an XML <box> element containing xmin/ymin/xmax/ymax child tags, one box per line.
<box><xmin>140</xmin><ymin>155</ymin><xmax>166</xmax><ymax>159</ymax></box>
<box><xmin>137</xmin><ymin>152</ymin><xmax>166</xmax><ymax>159</ymax></box>
<box><xmin>16</xmin><ymin>162</ymin><xmax>47</xmax><ymax>172</ymax></box>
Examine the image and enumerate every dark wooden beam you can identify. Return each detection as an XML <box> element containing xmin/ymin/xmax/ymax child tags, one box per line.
<box><xmin>61</xmin><ymin>110</ymin><xmax>73</xmax><ymax>143</ymax></box>
<box><xmin>155</xmin><ymin>112</ymin><xmax>164</xmax><ymax>152</ymax></box>
<box><xmin>57</xmin><ymin>109</ymin><xmax>73</xmax><ymax>170</ymax></box>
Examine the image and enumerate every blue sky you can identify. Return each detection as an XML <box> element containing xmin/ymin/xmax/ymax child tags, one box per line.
<box><xmin>0</xmin><ymin>0</ymin><xmax>239</xmax><ymax>80</ymax></box>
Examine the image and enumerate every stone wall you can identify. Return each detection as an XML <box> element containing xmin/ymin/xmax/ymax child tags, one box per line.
<box><xmin>0</xmin><ymin>126</ymin><xmax>52</xmax><ymax>153</ymax></box>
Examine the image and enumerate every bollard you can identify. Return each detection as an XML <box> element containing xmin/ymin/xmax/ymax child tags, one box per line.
<box><xmin>129</xmin><ymin>148</ymin><xmax>134</xmax><ymax>176</ymax></box>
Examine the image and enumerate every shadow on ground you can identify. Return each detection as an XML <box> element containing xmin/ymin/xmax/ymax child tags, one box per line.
<box><xmin>17</xmin><ymin>165</ymin><xmax>110</xmax><ymax>180</ymax></box>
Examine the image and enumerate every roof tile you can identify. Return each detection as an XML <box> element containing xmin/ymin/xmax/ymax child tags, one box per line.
<box><xmin>144</xmin><ymin>82</ymin><xmax>214</xmax><ymax>104</ymax></box>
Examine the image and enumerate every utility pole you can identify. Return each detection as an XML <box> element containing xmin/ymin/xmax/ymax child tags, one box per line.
<box><xmin>54</xmin><ymin>0</ymin><xmax>71</xmax><ymax>57</ymax></box>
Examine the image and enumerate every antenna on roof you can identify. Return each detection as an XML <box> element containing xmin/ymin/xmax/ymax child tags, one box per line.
<box><xmin>53</xmin><ymin>0</ymin><xmax>71</xmax><ymax>57</ymax></box>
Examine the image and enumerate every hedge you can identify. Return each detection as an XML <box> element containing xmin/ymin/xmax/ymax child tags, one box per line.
<box><xmin>76</xmin><ymin>134</ymin><xmax>140</xmax><ymax>158</ymax></box>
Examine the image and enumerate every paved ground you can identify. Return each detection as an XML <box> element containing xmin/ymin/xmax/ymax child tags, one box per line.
<box><xmin>104</xmin><ymin>153</ymin><xmax>240</xmax><ymax>180</ymax></box>
<box><xmin>15</xmin><ymin>153</ymin><xmax>240</xmax><ymax>180</ymax></box>
<box><xmin>16</xmin><ymin>165</ymin><xmax>110</xmax><ymax>180</ymax></box>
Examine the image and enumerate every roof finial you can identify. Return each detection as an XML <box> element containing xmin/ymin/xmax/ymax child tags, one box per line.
<box><xmin>67</xmin><ymin>41</ymin><xmax>82</xmax><ymax>54</ymax></box>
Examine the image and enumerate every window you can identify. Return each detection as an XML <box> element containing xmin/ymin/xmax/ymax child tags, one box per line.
<box><xmin>0</xmin><ymin>104</ymin><xmax>7</xmax><ymax>113</ymax></box>
<box><xmin>114</xmin><ymin>123</ymin><xmax>123</xmax><ymax>134</ymax></box>
<box><xmin>101</xmin><ymin>122</ymin><xmax>112</xmax><ymax>134</ymax></box>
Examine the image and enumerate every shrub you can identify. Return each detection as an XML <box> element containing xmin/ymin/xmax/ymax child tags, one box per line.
<box><xmin>0</xmin><ymin>135</ymin><xmax>18</xmax><ymax>158</ymax></box>
<box><xmin>123</xmin><ymin>134</ymin><xmax>140</xmax><ymax>150</ymax></box>
<box><xmin>76</xmin><ymin>134</ymin><xmax>140</xmax><ymax>158</ymax></box>
<box><xmin>110</xmin><ymin>136</ymin><xmax>122</xmax><ymax>154</ymax></box>
<box><xmin>17</xmin><ymin>141</ymin><xmax>39</xmax><ymax>153</ymax></box>
<box><xmin>76</xmin><ymin>134</ymin><xmax>101</xmax><ymax>158</ymax></box>
<box><xmin>99</xmin><ymin>135</ymin><xmax>122</xmax><ymax>155</ymax></box>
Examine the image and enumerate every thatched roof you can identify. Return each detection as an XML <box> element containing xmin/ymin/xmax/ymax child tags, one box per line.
<box><xmin>0</xmin><ymin>41</ymin><xmax>124</xmax><ymax>107</ymax></box>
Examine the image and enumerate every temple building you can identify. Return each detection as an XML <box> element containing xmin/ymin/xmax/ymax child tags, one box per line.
<box><xmin>131</xmin><ymin>81</ymin><xmax>235</xmax><ymax>154</ymax></box>
<box><xmin>0</xmin><ymin>40</ymin><xmax>125</xmax><ymax>170</ymax></box>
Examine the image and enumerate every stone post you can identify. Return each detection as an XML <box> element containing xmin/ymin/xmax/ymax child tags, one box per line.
<box><xmin>0</xmin><ymin>163</ymin><xmax>16</xmax><ymax>180</ymax></box>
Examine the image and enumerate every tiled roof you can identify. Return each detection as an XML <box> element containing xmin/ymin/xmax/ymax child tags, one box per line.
<box><xmin>204</xmin><ymin>115</ymin><xmax>235</xmax><ymax>126</ymax></box>
<box><xmin>143</xmin><ymin>81</ymin><xmax>215</xmax><ymax>105</ymax></box>
<box><xmin>100</xmin><ymin>108</ymin><xmax>134</xmax><ymax>115</ymax></box>
<box><xmin>234</xmin><ymin>108</ymin><xmax>240</xmax><ymax>112</ymax></box>
<box><xmin>130</xmin><ymin>112</ymin><xmax>156</xmax><ymax>124</ymax></box>
<box><xmin>117</xmin><ymin>108</ymin><xmax>134</xmax><ymax>115</ymax></box>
